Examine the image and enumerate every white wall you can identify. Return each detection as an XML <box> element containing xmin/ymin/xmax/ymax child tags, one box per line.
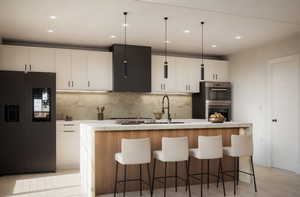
<box><xmin>229</xmin><ymin>33</ymin><xmax>300</xmax><ymax>170</ymax></box>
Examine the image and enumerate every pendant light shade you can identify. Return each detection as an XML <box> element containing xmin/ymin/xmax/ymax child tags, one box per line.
<box><xmin>123</xmin><ymin>12</ymin><xmax>128</xmax><ymax>78</ymax></box>
<box><xmin>201</xmin><ymin>21</ymin><xmax>205</xmax><ymax>80</ymax></box>
<box><xmin>163</xmin><ymin>17</ymin><xmax>169</xmax><ymax>79</ymax></box>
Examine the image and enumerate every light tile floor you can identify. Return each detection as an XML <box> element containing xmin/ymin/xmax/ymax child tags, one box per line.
<box><xmin>0</xmin><ymin>166</ymin><xmax>299</xmax><ymax>197</ymax></box>
<box><xmin>100</xmin><ymin>165</ymin><xmax>300</xmax><ymax>197</ymax></box>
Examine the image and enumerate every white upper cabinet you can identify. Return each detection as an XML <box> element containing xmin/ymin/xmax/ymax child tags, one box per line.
<box><xmin>55</xmin><ymin>49</ymin><xmax>113</xmax><ymax>91</ymax></box>
<box><xmin>204</xmin><ymin>59</ymin><xmax>228</xmax><ymax>81</ymax></box>
<box><xmin>151</xmin><ymin>55</ymin><xmax>176</xmax><ymax>93</ymax></box>
<box><xmin>55</xmin><ymin>49</ymin><xmax>72</xmax><ymax>90</ymax></box>
<box><xmin>29</xmin><ymin>47</ymin><xmax>55</xmax><ymax>72</ymax></box>
<box><xmin>0</xmin><ymin>45</ymin><xmax>55</xmax><ymax>72</ymax></box>
<box><xmin>0</xmin><ymin>45</ymin><xmax>29</xmax><ymax>71</ymax></box>
<box><xmin>71</xmin><ymin>50</ymin><xmax>88</xmax><ymax>90</ymax></box>
<box><xmin>175</xmin><ymin>57</ymin><xmax>201</xmax><ymax>93</ymax></box>
<box><xmin>87</xmin><ymin>51</ymin><xmax>112</xmax><ymax>91</ymax></box>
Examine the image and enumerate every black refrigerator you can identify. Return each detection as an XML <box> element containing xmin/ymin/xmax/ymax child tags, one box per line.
<box><xmin>0</xmin><ymin>71</ymin><xmax>56</xmax><ymax>175</ymax></box>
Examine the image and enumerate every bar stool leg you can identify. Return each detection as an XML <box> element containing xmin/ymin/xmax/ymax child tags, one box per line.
<box><xmin>151</xmin><ymin>159</ymin><xmax>157</xmax><ymax>196</ymax></box>
<box><xmin>186</xmin><ymin>157</ymin><xmax>190</xmax><ymax>192</ymax></box>
<box><xmin>139</xmin><ymin>164</ymin><xmax>143</xmax><ymax>196</ymax></box>
<box><xmin>147</xmin><ymin>164</ymin><xmax>152</xmax><ymax>196</ymax></box>
<box><xmin>219</xmin><ymin>159</ymin><xmax>226</xmax><ymax>196</ymax></box>
<box><xmin>201</xmin><ymin>160</ymin><xmax>203</xmax><ymax>197</ymax></box>
<box><xmin>250</xmin><ymin>156</ymin><xmax>258</xmax><ymax>192</ymax></box>
<box><xmin>217</xmin><ymin>160</ymin><xmax>220</xmax><ymax>188</ymax></box>
<box><xmin>236</xmin><ymin>157</ymin><xmax>240</xmax><ymax>185</ymax></box>
<box><xmin>185</xmin><ymin>160</ymin><xmax>191</xmax><ymax>197</ymax></box>
<box><xmin>164</xmin><ymin>162</ymin><xmax>168</xmax><ymax>197</ymax></box>
<box><xmin>207</xmin><ymin>160</ymin><xmax>210</xmax><ymax>189</ymax></box>
<box><xmin>175</xmin><ymin>162</ymin><xmax>178</xmax><ymax>192</ymax></box>
<box><xmin>114</xmin><ymin>161</ymin><xmax>119</xmax><ymax>197</ymax></box>
<box><xmin>123</xmin><ymin>165</ymin><xmax>127</xmax><ymax>197</ymax></box>
<box><xmin>233</xmin><ymin>157</ymin><xmax>236</xmax><ymax>195</ymax></box>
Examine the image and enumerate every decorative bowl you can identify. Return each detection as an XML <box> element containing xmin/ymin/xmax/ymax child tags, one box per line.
<box><xmin>153</xmin><ymin>112</ymin><xmax>163</xmax><ymax>120</ymax></box>
<box><xmin>209</xmin><ymin>117</ymin><xmax>225</xmax><ymax>123</ymax></box>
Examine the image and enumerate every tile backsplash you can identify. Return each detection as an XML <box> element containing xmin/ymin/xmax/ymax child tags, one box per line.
<box><xmin>56</xmin><ymin>92</ymin><xmax>192</xmax><ymax>120</ymax></box>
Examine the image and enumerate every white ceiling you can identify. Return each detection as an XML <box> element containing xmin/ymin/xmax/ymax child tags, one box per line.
<box><xmin>0</xmin><ymin>0</ymin><xmax>300</xmax><ymax>56</ymax></box>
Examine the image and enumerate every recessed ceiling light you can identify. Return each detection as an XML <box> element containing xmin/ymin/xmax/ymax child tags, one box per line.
<box><xmin>164</xmin><ymin>40</ymin><xmax>171</xmax><ymax>44</ymax></box>
<box><xmin>123</xmin><ymin>23</ymin><xmax>128</xmax><ymax>27</ymax></box>
<box><xmin>184</xmin><ymin>30</ymin><xmax>190</xmax><ymax>34</ymax></box>
<box><xmin>47</xmin><ymin>29</ymin><xmax>54</xmax><ymax>33</ymax></box>
<box><xmin>235</xmin><ymin>35</ymin><xmax>242</xmax><ymax>40</ymax></box>
<box><xmin>49</xmin><ymin>16</ymin><xmax>57</xmax><ymax>19</ymax></box>
<box><xmin>110</xmin><ymin>35</ymin><xmax>116</xmax><ymax>39</ymax></box>
<box><xmin>211</xmin><ymin>45</ymin><xmax>217</xmax><ymax>48</ymax></box>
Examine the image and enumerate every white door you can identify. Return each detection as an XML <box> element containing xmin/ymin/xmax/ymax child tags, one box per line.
<box><xmin>214</xmin><ymin>60</ymin><xmax>228</xmax><ymax>81</ymax></box>
<box><xmin>55</xmin><ymin>49</ymin><xmax>72</xmax><ymax>90</ymax></box>
<box><xmin>87</xmin><ymin>51</ymin><xmax>112</xmax><ymax>91</ymax></box>
<box><xmin>269</xmin><ymin>55</ymin><xmax>299</xmax><ymax>172</ymax></box>
<box><xmin>71</xmin><ymin>50</ymin><xmax>88</xmax><ymax>90</ymax></box>
<box><xmin>0</xmin><ymin>45</ymin><xmax>28</xmax><ymax>71</ymax></box>
<box><xmin>29</xmin><ymin>47</ymin><xmax>55</xmax><ymax>72</ymax></box>
<box><xmin>152</xmin><ymin>55</ymin><xmax>166</xmax><ymax>92</ymax></box>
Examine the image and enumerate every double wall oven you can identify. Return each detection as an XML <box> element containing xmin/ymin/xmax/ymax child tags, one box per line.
<box><xmin>192</xmin><ymin>82</ymin><xmax>232</xmax><ymax>121</ymax></box>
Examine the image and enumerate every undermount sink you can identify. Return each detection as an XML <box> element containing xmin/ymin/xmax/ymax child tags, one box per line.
<box><xmin>143</xmin><ymin>121</ymin><xmax>185</xmax><ymax>124</ymax></box>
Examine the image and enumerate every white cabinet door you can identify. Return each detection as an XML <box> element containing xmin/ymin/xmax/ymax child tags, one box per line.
<box><xmin>204</xmin><ymin>59</ymin><xmax>229</xmax><ymax>81</ymax></box>
<box><xmin>29</xmin><ymin>47</ymin><xmax>55</xmax><ymax>72</ymax></box>
<box><xmin>152</xmin><ymin>55</ymin><xmax>166</xmax><ymax>92</ymax></box>
<box><xmin>71</xmin><ymin>50</ymin><xmax>88</xmax><ymax>90</ymax></box>
<box><xmin>87</xmin><ymin>51</ymin><xmax>112</xmax><ymax>91</ymax></box>
<box><xmin>189</xmin><ymin>58</ymin><xmax>201</xmax><ymax>92</ymax></box>
<box><xmin>0</xmin><ymin>45</ymin><xmax>28</xmax><ymax>71</ymax></box>
<box><xmin>164</xmin><ymin>56</ymin><xmax>177</xmax><ymax>92</ymax></box>
<box><xmin>175</xmin><ymin>57</ymin><xmax>191</xmax><ymax>93</ymax></box>
<box><xmin>55</xmin><ymin>49</ymin><xmax>72</xmax><ymax>90</ymax></box>
<box><xmin>214</xmin><ymin>60</ymin><xmax>228</xmax><ymax>81</ymax></box>
<box><xmin>204</xmin><ymin>59</ymin><xmax>215</xmax><ymax>81</ymax></box>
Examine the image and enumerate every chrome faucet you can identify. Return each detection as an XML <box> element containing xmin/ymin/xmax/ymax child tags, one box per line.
<box><xmin>162</xmin><ymin>95</ymin><xmax>172</xmax><ymax>123</ymax></box>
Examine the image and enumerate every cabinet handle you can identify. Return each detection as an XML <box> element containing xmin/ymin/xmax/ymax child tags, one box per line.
<box><xmin>163</xmin><ymin>84</ymin><xmax>166</xmax><ymax>90</ymax></box>
<box><xmin>68</xmin><ymin>81</ymin><xmax>70</xmax><ymax>87</ymax></box>
<box><xmin>64</xmin><ymin>124</ymin><xmax>74</xmax><ymax>126</ymax></box>
<box><xmin>88</xmin><ymin>81</ymin><xmax>90</xmax><ymax>87</ymax></box>
<box><xmin>213</xmin><ymin>74</ymin><xmax>215</xmax><ymax>80</ymax></box>
<box><xmin>185</xmin><ymin>85</ymin><xmax>187</xmax><ymax>91</ymax></box>
<box><xmin>25</xmin><ymin>64</ymin><xmax>27</xmax><ymax>71</ymax></box>
<box><xmin>29</xmin><ymin>65</ymin><xmax>32</xmax><ymax>71</ymax></box>
<box><xmin>64</xmin><ymin>130</ymin><xmax>75</xmax><ymax>132</ymax></box>
<box><xmin>189</xmin><ymin>85</ymin><xmax>191</xmax><ymax>91</ymax></box>
<box><xmin>161</xmin><ymin>84</ymin><xmax>163</xmax><ymax>91</ymax></box>
<box><xmin>216</xmin><ymin>74</ymin><xmax>218</xmax><ymax>80</ymax></box>
<box><xmin>72</xmin><ymin>81</ymin><xmax>74</xmax><ymax>87</ymax></box>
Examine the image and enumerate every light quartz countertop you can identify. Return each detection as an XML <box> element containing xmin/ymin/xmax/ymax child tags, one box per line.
<box><xmin>75</xmin><ymin>119</ymin><xmax>252</xmax><ymax>131</ymax></box>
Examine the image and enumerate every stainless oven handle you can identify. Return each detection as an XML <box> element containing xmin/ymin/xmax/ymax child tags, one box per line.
<box><xmin>211</xmin><ymin>88</ymin><xmax>228</xmax><ymax>91</ymax></box>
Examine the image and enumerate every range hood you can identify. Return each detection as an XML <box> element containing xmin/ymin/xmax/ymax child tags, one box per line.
<box><xmin>111</xmin><ymin>44</ymin><xmax>151</xmax><ymax>92</ymax></box>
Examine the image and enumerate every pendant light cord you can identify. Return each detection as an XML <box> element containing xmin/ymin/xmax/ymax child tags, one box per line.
<box><xmin>124</xmin><ymin>12</ymin><xmax>127</xmax><ymax>62</ymax></box>
<box><xmin>201</xmin><ymin>21</ymin><xmax>204</xmax><ymax>65</ymax></box>
<box><xmin>164</xmin><ymin>17</ymin><xmax>168</xmax><ymax>63</ymax></box>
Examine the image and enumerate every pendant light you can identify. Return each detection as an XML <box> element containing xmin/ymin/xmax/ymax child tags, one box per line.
<box><xmin>201</xmin><ymin>21</ymin><xmax>205</xmax><ymax>80</ymax></box>
<box><xmin>164</xmin><ymin>17</ymin><xmax>168</xmax><ymax>79</ymax></box>
<box><xmin>123</xmin><ymin>12</ymin><xmax>128</xmax><ymax>78</ymax></box>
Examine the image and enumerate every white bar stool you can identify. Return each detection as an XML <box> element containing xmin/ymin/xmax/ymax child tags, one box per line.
<box><xmin>151</xmin><ymin>137</ymin><xmax>191</xmax><ymax>197</ymax></box>
<box><xmin>220</xmin><ymin>135</ymin><xmax>257</xmax><ymax>195</ymax></box>
<box><xmin>114</xmin><ymin>138</ymin><xmax>152</xmax><ymax>197</ymax></box>
<box><xmin>189</xmin><ymin>136</ymin><xmax>226</xmax><ymax>197</ymax></box>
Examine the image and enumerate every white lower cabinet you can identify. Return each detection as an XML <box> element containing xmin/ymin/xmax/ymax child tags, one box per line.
<box><xmin>56</xmin><ymin>121</ymin><xmax>80</xmax><ymax>170</ymax></box>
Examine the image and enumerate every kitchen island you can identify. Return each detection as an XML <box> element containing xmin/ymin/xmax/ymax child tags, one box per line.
<box><xmin>80</xmin><ymin>120</ymin><xmax>253</xmax><ymax>197</ymax></box>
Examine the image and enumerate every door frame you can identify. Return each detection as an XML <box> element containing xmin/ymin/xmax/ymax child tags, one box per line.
<box><xmin>267</xmin><ymin>54</ymin><xmax>300</xmax><ymax>173</ymax></box>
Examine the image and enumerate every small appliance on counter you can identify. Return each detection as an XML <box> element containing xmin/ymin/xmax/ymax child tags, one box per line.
<box><xmin>192</xmin><ymin>81</ymin><xmax>232</xmax><ymax>121</ymax></box>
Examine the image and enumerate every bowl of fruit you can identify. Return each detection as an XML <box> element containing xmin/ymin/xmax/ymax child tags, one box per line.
<box><xmin>209</xmin><ymin>113</ymin><xmax>225</xmax><ymax>123</ymax></box>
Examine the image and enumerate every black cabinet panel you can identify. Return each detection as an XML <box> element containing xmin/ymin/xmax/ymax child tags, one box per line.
<box><xmin>112</xmin><ymin>44</ymin><xmax>151</xmax><ymax>92</ymax></box>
